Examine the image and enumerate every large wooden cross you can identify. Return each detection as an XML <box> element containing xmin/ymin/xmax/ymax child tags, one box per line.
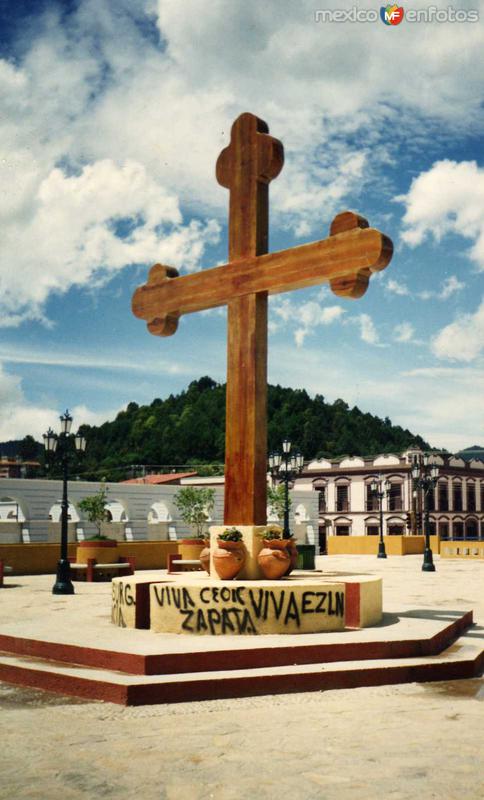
<box><xmin>132</xmin><ymin>113</ymin><xmax>393</xmax><ymax>527</ymax></box>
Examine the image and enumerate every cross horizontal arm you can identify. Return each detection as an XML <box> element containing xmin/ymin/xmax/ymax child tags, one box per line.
<box><xmin>132</xmin><ymin>215</ymin><xmax>392</xmax><ymax>336</ymax></box>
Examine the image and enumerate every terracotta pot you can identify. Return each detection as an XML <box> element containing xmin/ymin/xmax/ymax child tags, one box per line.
<box><xmin>213</xmin><ymin>539</ymin><xmax>246</xmax><ymax>580</ymax></box>
<box><xmin>199</xmin><ymin>543</ymin><xmax>211</xmax><ymax>574</ymax></box>
<box><xmin>258</xmin><ymin>539</ymin><xmax>290</xmax><ymax>580</ymax></box>
<box><xmin>76</xmin><ymin>539</ymin><xmax>118</xmax><ymax>564</ymax></box>
<box><xmin>178</xmin><ymin>539</ymin><xmax>206</xmax><ymax>562</ymax></box>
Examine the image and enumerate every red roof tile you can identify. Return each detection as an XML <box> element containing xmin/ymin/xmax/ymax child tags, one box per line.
<box><xmin>121</xmin><ymin>472</ymin><xmax>198</xmax><ymax>485</ymax></box>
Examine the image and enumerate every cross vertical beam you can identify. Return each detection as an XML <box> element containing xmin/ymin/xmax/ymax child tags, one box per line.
<box><xmin>216</xmin><ymin>113</ymin><xmax>283</xmax><ymax>524</ymax></box>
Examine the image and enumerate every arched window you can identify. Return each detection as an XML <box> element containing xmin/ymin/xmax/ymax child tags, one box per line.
<box><xmin>334</xmin><ymin>516</ymin><xmax>351</xmax><ymax>536</ymax></box>
<box><xmin>48</xmin><ymin>502</ymin><xmax>79</xmax><ymax>523</ymax></box>
<box><xmin>387</xmin><ymin>517</ymin><xmax>405</xmax><ymax>535</ymax></box>
<box><xmin>465</xmin><ymin>518</ymin><xmax>479</xmax><ymax>540</ymax></box>
<box><xmin>365</xmin><ymin>517</ymin><xmax>380</xmax><ymax>536</ymax></box>
<box><xmin>148</xmin><ymin>502</ymin><xmax>172</xmax><ymax>523</ymax></box>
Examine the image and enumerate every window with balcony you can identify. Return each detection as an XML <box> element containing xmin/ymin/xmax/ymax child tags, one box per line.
<box><xmin>365</xmin><ymin>484</ymin><xmax>378</xmax><ymax>511</ymax></box>
<box><xmin>452</xmin><ymin>482</ymin><xmax>463</xmax><ymax>512</ymax></box>
<box><xmin>467</xmin><ymin>482</ymin><xmax>476</xmax><ymax>512</ymax></box>
<box><xmin>439</xmin><ymin>521</ymin><xmax>449</xmax><ymax>539</ymax></box>
<box><xmin>438</xmin><ymin>481</ymin><xmax>449</xmax><ymax>511</ymax></box>
<box><xmin>388</xmin><ymin>483</ymin><xmax>403</xmax><ymax>511</ymax></box>
<box><xmin>453</xmin><ymin>520</ymin><xmax>464</xmax><ymax>538</ymax></box>
<box><xmin>318</xmin><ymin>488</ymin><xmax>327</xmax><ymax>513</ymax></box>
<box><xmin>336</xmin><ymin>484</ymin><xmax>349</xmax><ymax>512</ymax></box>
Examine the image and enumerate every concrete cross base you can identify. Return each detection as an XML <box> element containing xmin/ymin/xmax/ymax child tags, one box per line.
<box><xmin>111</xmin><ymin>572</ymin><xmax>383</xmax><ymax>634</ymax></box>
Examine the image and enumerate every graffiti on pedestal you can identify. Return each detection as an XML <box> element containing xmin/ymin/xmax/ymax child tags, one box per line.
<box><xmin>111</xmin><ymin>580</ymin><xmax>135</xmax><ymax>627</ymax></box>
<box><xmin>151</xmin><ymin>584</ymin><xmax>344</xmax><ymax>635</ymax></box>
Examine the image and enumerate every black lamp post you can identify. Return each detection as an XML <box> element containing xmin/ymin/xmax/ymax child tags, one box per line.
<box><xmin>370</xmin><ymin>477</ymin><xmax>390</xmax><ymax>559</ymax></box>
<box><xmin>268</xmin><ymin>439</ymin><xmax>304</xmax><ymax>539</ymax></box>
<box><xmin>43</xmin><ymin>411</ymin><xmax>86</xmax><ymax>595</ymax></box>
<box><xmin>411</xmin><ymin>453</ymin><xmax>439</xmax><ymax>572</ymax></box>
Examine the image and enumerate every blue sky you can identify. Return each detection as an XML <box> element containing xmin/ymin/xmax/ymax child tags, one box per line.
<box><xmin>0</xmin><ymin>0</ymin><xmax>483</xmax><ymax>451</ymax></box>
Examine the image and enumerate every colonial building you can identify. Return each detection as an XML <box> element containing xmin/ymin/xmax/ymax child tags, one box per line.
<box><xmin>295</xmin><ymin>448</ymin><xmax>484</xmax><ymax>552</ymax></box>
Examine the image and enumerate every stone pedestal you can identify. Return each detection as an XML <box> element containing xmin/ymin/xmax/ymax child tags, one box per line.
<box><xmin>209</xmin><ymin>525</ymin><xmax>279</xmax><ymax>580</ymax></box>
<box><xmin>111</xmin><ymin>572</ymin><xmax>383</xmax><ymax>634</ymax></box>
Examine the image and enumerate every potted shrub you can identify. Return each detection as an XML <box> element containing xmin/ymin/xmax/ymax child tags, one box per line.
<box><xmin>77</xmin><ymin>483</ymin><xmax>118</xmax><ymax>564</ymax></box>
<box><xmin>213</xmin><ymin>528</ymin><xmax>246</xmax><ymax>580</ymax></box>
<box><xmin>174</xmin><ymin>486</ymin><xmax>215</xmax><ymax>562</ymax></box>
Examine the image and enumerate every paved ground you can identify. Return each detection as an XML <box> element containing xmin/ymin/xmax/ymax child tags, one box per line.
<box><xmin>1</xmin><ymin>554</ymin><xmax>483</xmax><ymax>800</ymax></box>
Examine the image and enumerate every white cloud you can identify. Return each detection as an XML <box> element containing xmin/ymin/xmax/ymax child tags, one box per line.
<box><xmin>271</xmin><ymin>297</ymin><xmax>345</xmax><ymax>346</ymax></box>
<box><xmin>398</xmin><ymin>160</ymin><xmax>484</xmax><ymax>270</ymax></box>
<box><xmin>0</xmin><ymin>363</ymin><xmax>120</xmax><ymax>441</ymax></box>
<box><xmin>431</xmin><ymin>298</ymin><xmax>484</xmax><ymax>362</ymax></box>
<box><xmin>388</xmin><ymin>274</ymin><xmax>466</xmax><ymax>303</ymax></box>
<box><xmin>2</xmin><ymin>1</ymin><xmax>484</xmax><ymax>329</ymax></box>
<box><xmin>439</xmin><ymin>275</ymin><xmax>466</xmax><ymax>300</ymax></box>
<box><xmin>393</xmin><ymin>322</ymin><xmax>415</xmax><ymax>343</ymax></box>
<box><xmin>386</xmin><ymin>279</ymin><xmax>410</xmax><ymax>296</ymax></box>
<box><xmin>0</xmin><ymin>158</ymin><xmax>220</xmax><ymax>326</ymax></box>
<box><xmin>351</xmin><ymin>313</ymin><xmax>380</xmax><ymax>345</ymax></box>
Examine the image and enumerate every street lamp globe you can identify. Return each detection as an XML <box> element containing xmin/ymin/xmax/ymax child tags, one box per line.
<box><xmin>43</xmin><ymin>428</ymin><xmax>58</xmax><ymax>453</ymax></box>
<box><xmin>282</xmin><ymin>438</ymin><xmax>291</xmax><ymax>453</ymax></box>
<box><xmin>75</xmin><ymin>433</ymin><xmax>87</xmax><ymax>452</ymax></box>
<box><xmin>60</xmin><ymin>410</ymin><xmax>73</xmax><ymax>435</ymax></box>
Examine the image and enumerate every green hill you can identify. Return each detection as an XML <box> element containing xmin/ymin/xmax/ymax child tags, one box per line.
<box><xmin>72</xmin><ymin>377</ymin><xmax>429</xmax><ymax>481</ymax></box>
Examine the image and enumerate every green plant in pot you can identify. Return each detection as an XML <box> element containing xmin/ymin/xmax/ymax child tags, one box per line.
<box><xmin>174</xmin><ymin>486</ymin><xmax>215</xmax><ymax>561</ymax></box>
<box><xmin>213</xmin><ymin>528</ymin><xmax>246</xmax><ymax>580</ymax></box>
<box><xmin>77</xmin><ymin>483</ymin><xmax>117</xmax><ymax>563</ymax></box>
<box><xmin>218</xmin><ymin>527</ymin><xmax>243</xmax><ymax>542</ymax></box>
<box><xmin>258</xmin><ymin>525</ymin><xmax>282</xmax><ymax>541</ymax></box>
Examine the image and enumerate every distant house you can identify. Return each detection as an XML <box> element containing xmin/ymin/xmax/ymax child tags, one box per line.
<box><xmin>0</xmin><ymin>456</ymin><xmax>40</xmax><ymax>479</ymax></box>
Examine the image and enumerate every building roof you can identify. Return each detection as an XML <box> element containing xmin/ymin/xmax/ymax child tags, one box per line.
<box><xmin>121</xmin><ymin>472</ymin><xmax>198</xmax><ymax>485</ymax></box>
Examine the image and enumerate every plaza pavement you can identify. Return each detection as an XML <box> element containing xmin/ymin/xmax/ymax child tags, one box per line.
<box><xmin>1</xmin><ymin>553</ymin><xmax>483</xmax><ymax>800</ymax></box>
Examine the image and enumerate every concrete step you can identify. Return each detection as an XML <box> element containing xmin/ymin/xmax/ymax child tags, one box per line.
<box><xmin>1</xmin><ymin>631</ymin><xmax>482</xmax><ymax>706</ymax></box>
<box><xmin>0</xmin><ymin>610</ymin><xmax>473</xmax><ymax>676</ymax></box>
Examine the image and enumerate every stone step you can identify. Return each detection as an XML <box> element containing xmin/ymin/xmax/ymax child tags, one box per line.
<box><xmin>1</xmin><ymin>632</ymin><xmax>482</xmax><ymax>706</ymax></box>
<box><xmin>0</xmin><ymin>610</ymin><xmax>473</xmax><ymax>676</ymax></box>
